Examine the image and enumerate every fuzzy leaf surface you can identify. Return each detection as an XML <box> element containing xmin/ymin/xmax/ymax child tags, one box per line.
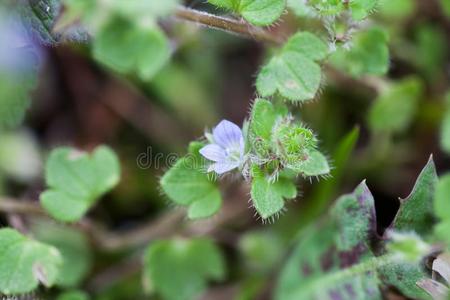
<box><xmin>276</xmin><ymin>182</ymin><xmax>382</xmax><ymax>300</ymax></box>
<box><xmin>256</xmin><ymin>32</ymin><xmax>328</xmax><ymax>102</ymax></box>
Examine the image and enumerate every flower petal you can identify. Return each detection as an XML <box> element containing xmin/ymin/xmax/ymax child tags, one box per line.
<box><xmin>199</xmin><ymin>144</ymin><xmax>226</xmax><ymax>162</ymax></box>
<box><xmin>211</xmin><ymin>161</ymin><xmax>240</xmax><ymax>174</ymax></box>
<box><xmin>213</xmin><ymin>120</ymin><xmax>243</xmax><ymax>149</ymax></box>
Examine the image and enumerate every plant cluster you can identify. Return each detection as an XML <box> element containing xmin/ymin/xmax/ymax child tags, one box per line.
<box><xmin>0</xmin><ymin>0</ymin><xmax>449</xmax><ymax>299</ymax></box>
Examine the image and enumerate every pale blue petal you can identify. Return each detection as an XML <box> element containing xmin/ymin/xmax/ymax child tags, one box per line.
<box><xmin>213</xmin><ymin>120</ymin><xmax>243</xmax><ymax>149</ymax></box>
<box><xmin>212</xmin><ymin>161</ymin><xmax>240</xmax><ymax>174</ymax></box>
<box><xmin>199</xmin><ymin>144</ymin><xmax>226</xmax><ymax>162</ymax></box>
<box><xmin>239</xmin><ymin>136</ymin><xmax>245</xmax><ymax>156</ymax></box>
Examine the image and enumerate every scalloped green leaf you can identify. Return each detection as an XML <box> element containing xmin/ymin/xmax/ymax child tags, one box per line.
<box><xmin>256</xmin><ymin>32</ymin><xmax>328</xmax><ymax>102</ymax></box>
<box><xmin>330</xmin><ymin>27</ymin><xmax>389</xmax><ymax>78</ymax></box>
<box><xmin>143</xmin><ymin>238</ymin><xmax>225</xmax><ymax>300</ymax></box>
<box><xmin>276</xmin><ymin>182</ymin><xmax>381</xmax><ymax>300</ymax></box>
<box><xmin>238</xmin><ymin>0</ymin><xmax>286</xmax><ymax>26</ymax></box>
<box><xmin>208</xmin><ymin>0</ymin><xmax>285</xmax><ymax>26</ymax></box>
<box><xmin>40</xmin><ymin>145</ymin><xmax>121</xmax><ymax>222</ymax></box>
<box><xmin>32</xmin><ymin>221</ymin><xmax>92</xmax><ymax>288</ymax></box>
<box><xmin>0</xmin><ymin>228</ymin><xmax>62</xmax><ymax>295</ymax></box>
<box><xmin>251</xmin><ymin>166</ymin><xmax>297</xmax><ymax>219</ymax></box>
<box><xmin>93</xmin><ymin>18</ymin><xmax>170</xmax><ymax>80</ymax></box>
<box><xmin>369</xmin><ymin>77</ymin><xmax>423</xmax><ymax>134</ymax></box>
<box><xmin>160</xmin><ymin>142</ymin><xmax>222</xmax><ymax>219</ymax></box>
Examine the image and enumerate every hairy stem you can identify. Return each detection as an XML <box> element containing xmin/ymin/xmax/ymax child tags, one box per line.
<box><xmin>174</xmin><ymin>6</ymin><xmax>284</xmax><ymax>45</ymax></box>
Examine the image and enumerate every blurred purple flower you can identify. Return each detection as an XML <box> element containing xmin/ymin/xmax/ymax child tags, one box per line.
<box><xmin>200</xmin><ymin>120</ymin><xmax>245</xmax><ymax>175</ymax></box>
<box><xmin>0</xmin><ymin>14</ymin><xmax>42</xmax><ymax>75</ymax></box>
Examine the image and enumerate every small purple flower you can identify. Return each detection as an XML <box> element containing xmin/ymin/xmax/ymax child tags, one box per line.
<box><xmin>0</xmin><ymin>14</ymin><xmax>42</xmax><ymax>75</ymax></box>
<box><xmin>200</xmin><ymin>120</ymin><xmax>245</xmax><ymax>175</ymax></box>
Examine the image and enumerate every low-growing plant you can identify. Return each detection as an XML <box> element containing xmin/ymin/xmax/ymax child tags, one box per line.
<box><xmin>0</xmin><ymin>0</ymin><xmax>449</xmax><ymax>299</ymax></box>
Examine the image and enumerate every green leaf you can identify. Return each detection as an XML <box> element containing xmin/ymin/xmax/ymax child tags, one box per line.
<box><xmin>238</xmin><ymin>0</ymin><xmax>286</xmax><ymax>26</ymax></box>
<box><xmin>93</xmin><ymin>18</ymin><xmax>170</xmax><ymax>80</ymax></box>
<box><xmin>349</xmin><ymin>0</ymin><xmax>377</xmax><ymax>20</ymax></box>
<box><xmin>143</xmin><ymin>238</ymin><xmax>226</xmax><ymax>300</ymax></box>
<box><xmin>379</xmin><ymin>232</ymin><xmax>432</xmax><ymax>300</ymax></box>
<box><xmin>434</xmin><ymin>174</ymin><xmax>450</xmax><ymax>245</ymax></box>
<box><xmin>160</xmin><ymin>142</ymin><xmax>222</xmax><ymax>219</ymax></box>
<box><xmin>276</xmin><ymin>182</ymin><xmax>382</xmax><ymax>300</ymax></box>
<box><xmin>378</xmin><ymin>263</ymin><xmax>431</xmax><ymax>300</ymax></box>
<box><xmin>40</xmin><ymin>145</ymin><xmax>121</xmax><ymax>222</ymax></box>
<box><xmin>307</xmin><ymin>0</ymin><xmax>344</xmax><ymax>16</ymax></box>
<box><xmin>57</xmin><ymin>290</ymin><xmax>90</xmax><ymax>300</ymax></box>
<box><xmin>414</xmin><ymin>24</ymin><xmax>447</xmax><ymax>80</ymax></box>
<box><xmin>208</xmin><ymin>0</ymin><xmax>237</xmax><ymax>10</ymax></box>
<box><xmin>256</xmin><ymin>32</ymin><xmax>328</xmax><ymax>102</ymax></box>
<box><xmin>434</xmin><ymin>220</ymin><xmax>450</xmax><ymax>246</ymax></box>
<box><xmin>380</xmin><ymin>159</ymin><xmax>437</xmax><ymax>300</ymax></box>
<box><xmin>17</xmin><ymin>0</ymin><xmax>60</xmax><ymax>44</ymax></box>
<box><xmin>290</xmin><ymin>149</ymin><xmax>330</xmax><ymax>177</ymax></box>
<box><xmin>441</xmin><ymin>0</ymin><xmax>450</xmax><ymax>17</ymax></box>
<box><xmin>248</xmin><ymin>99</ymin><xmax>289</xmax><ymax>157</ymax></box>
<box><xmin>249</xmin><ymin>98</ymin><xmax>287</xmax><ymax>140</ymax></box>
<box><xmin>0</xmin><ymin>38</ymin><xmax>38</xmax><ymax>129</ymax></box>
<box><xmin>368</xmin><ymin>77</ymin><xmax>423</xmax><ymax>134</ymax></box>
<box><xmin>435</xmin><ymin>174</ymin><xmax>450</xmax><ymax>222</ymax></box>
<box><xmin>0</xmin><ymin>228</ymin><xmax>62</xmax><ymax>295</ymax></box>
<box><xmin>391</xmin><ymin>156</ymin><xmax>438</xmax><ymax>235</ymax></box>
<box><xmin>0</xmin><ymin>75</ymin><xmax>33</xmax><ymax>129</ymax></box>
<box><xmin>208</xmin><ymin>0</ymin><xmax>286</xmax><ymax>26</ymax></box>
<box><xmin>250</xmin><ymin>167</ymin><xmax>297</xmax><ymax>219</ymax></box>
<box><xmin>378</xmin><ymin>0</ymin><xmax>415</xmax><ymax>20</ymax></box>
<box><xmin>330</xmin><ymin>27</ymin><xmax>389</xmax><ymax>78</ymax></box>
<box><xmin>307</xmin><ymin>0</ymin><xmax>376</xmax><ymax>19</ymax></box>
<box><xmin>60</xmin><ymin>0</ymin><xmax>178</xmax><ymax>36</ymax></box>
<box><xmin>32</xmin><ymin>221</ymin><xmax>92</xmax><ymax>287</ymax></box>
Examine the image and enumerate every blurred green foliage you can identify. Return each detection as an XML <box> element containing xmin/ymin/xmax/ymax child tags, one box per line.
<box><xmin>0</xmin><ymin>0</ymin><xmax>450</xmax><ymax>299</ymax></box>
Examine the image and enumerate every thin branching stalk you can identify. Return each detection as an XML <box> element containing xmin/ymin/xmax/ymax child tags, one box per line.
<box><xmin>174</xmin><ymin>6</ymin><xmax>284</xmax><ymax>45</ymax></box>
